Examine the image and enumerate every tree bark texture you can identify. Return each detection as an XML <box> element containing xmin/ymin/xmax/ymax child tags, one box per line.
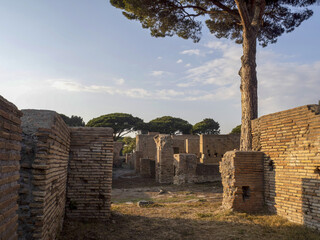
<box><xmin>239</xmin><ymin>29</ymin><xmax>258</xmax><ymax>151</ymax></box>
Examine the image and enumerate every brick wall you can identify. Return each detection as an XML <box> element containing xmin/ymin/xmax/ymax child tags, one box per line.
<box><xmin>173</xmin><ymin>154</ymin><xmax>221</xmax><ymax>185</ymax></box>
<box><xmin>66</xmin><ymin>127</ymin><xmax>113</xmax><ymax>221</ymax></box>
<box><xmin>220</xmin><ymin>151</ymin><xmax>264</xmax><ymax>213</ymax></box>
<box><xmin>200</xmin><ymin>134</ymin><xmax>240</xmax><ymax>164</ymax></box>
<box><xmin>0</xmin><ymin>96</ymin><xmax>22</xmax><ymax>240</ymax></box>
<box><xmin>140</xmin><ymin>158</ymin><xmax>155</xmax><ymax>178</ymax></box>
<box><xmin>195</xmin><ymin>164</ymin><xmax>220</xmax><ymax>182</ymax></box>
<box><xmin>154</xmin><ymin>135</ymin><xmax>174</xmax><ymax>183</ymax></box>
<box><xmin>19</xmin><ymin>110</ymin><xmax>70</xmax><ymax>240</ymax></box>
<box><xmin>113</xmin><ymin>142</ymin><xmax>123</xmax><ymax>167</ymax></box>
<box><xmin>173</xmin><ymin>154</ymin><xmax>197</xmax><ymax>185</ymax></box>
<box><xmin>136</xmin><ymin>133</ymin><xmax>158</xmax><ymax>160</ymax></box>
<box><xmin>172</xmin><ymin>135</ymin><xmax>199</xmax><ymax>154</ymax></box>
<box><xmin>186</xmin><ymin>138</ymin><xmax>200</xmax><ymax>160</ymax></box>
<box><xmin>133</xmin><ymin>151</ymin><xmax>143</xmax><ymax>173</ymax></box>
<box><xmin>252</xmin><ymin>104</ymin><xmax>320</xmax><ymax>230</ymax></box>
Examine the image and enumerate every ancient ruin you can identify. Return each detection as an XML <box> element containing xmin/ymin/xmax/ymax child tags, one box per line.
<box><xmin>200</xmin><ymin>134</ymin><xmax>240</xmax><ymax>164</ymax></box>
<box><xmin>1</xmin><ymin>92</ymin><xmax>319</xmax><ymax>239</ymax></box>
<box><xmin>220</xmin><ymin>151</ymin><xmax>265</xmax><ymax>213</ymax></box>
<box><xmin>66</xmin><ymin>127</ymin><xmax>113</xmax><ymax>221</ymax></box>
<box><xmin>220</xmin><ymin>103</ymin><xmax>320</xmax><ymax>230</ymax></box>
<box><xmin>0</xmin><ymin>96</ymin><xmax>114</xmax><ymax>240</ymax></box>
<box><xmin>252</xmin><ymin>104</ymin><xmax>320</xmax><ymax>229</ymax></box>
<box><xmin>0</xmin><ymin>96</ymin><xmax>22</xmax><ymax>240</ymax></box>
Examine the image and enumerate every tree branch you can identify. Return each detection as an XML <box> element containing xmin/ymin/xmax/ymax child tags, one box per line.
<box><xmin>251</xmin><ymin>0</ymin><xmax>266</xmax><ymax>28</ymax></box>
<box><xmin>234</xmin><ymin>0</ymin><xmax>251</xmax><ymax>29</ymax></box>
<box><xmin>209</xmin><ymin>0</ymin><xmax>240</xmax><ymax>20</ymax></box>
<box><xmin>173</xmin><ymin>0</ymin><xmax>240</xmax><ymax>21</ymax></box>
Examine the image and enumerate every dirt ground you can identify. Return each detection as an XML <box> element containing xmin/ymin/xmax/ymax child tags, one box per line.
<box><xmin>59</xmin><ymin>167</ymin><xmax>320</xmax><ymax>240</ymax></box>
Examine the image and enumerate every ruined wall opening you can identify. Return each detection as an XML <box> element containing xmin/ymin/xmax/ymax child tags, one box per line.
<box><xmin>242</xmin><ymin>186</ymin><xmax>250</xmax><ymax>201</ymax></box>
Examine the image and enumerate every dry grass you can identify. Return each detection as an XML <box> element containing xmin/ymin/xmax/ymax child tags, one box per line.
<box><xmin>59</xmin><ymin>171</ymin><xmax>320</xmax><ymax>240</ymax></box>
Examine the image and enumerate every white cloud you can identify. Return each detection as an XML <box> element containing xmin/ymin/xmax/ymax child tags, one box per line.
<box><xmin>177</xmin><ymin>59</ymin><xmax>183</xmax><ymax>64</ymax></box>
<box><xmin>114</xmin><ymin>78</ymin><xmax>125</xmax><ymax>85</ymax></box>
<box><xmin>180</xmin><ymin>42</ymin><xmax>241</xmax><ymax>87</ymax></box>
<box><xmin>175</xmin><ymin>40</ymin><xmax>320</xmax><ymax>113</ymax></box>
<box><xmin>180</xmin><ymin>49</ymin><xmax>201</xmax><ymax>56</ymax></box>
<box><xmin>151</xmin><ymin>71</ymin><xmax>165</xmax><ymax>77</ymax></box>
<box><xmin>157</xmin><ymin>56</ymin><xmax>162</xmax><ymax>60</ymax></box>
<box><xmin>50</xmin><ymin>79</ymin><xmax>237</xmax><ymax>102</ymax></box>
<box><xmin>204</xmin><ymin>41</ymin><xmax>228</xmax><ymax>50</ymax></box>
<box><xmin>257</xmin><ymin>55</ymin><xmax>320</xmax><ymax>115</ymax></box>
<box><xmin>51</xmin><ymin>80</ymin><xmax>115</xmax><ymax>94</ymax></box>
<box><xmin>185</xmin><ymin>63</ymin><xmax>191</xmax><ymax>67</ymax></box>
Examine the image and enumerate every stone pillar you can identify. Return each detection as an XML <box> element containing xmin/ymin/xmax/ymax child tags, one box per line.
<box><xmin>0</xmin><ymin>96</ymin><xmax>22</xmax><ymax>240</ymax></box>
<box><xmin>220</xmin><ymin>150</ymin><xmax>264</xmax><ymax>213</ymax></box>
<box><xmin>173</xmin><ymin>154</ymin><xmax>197</xmax><ymax>185</ymax></box>
<box><xmin>154</xmin><ymin>135</ymin><xmax>174</xmax><ymax>184</ymax></box>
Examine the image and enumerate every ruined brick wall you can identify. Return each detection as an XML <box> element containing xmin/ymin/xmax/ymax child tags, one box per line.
<box><xmin>172</xmin><ymin>135</ymin><xmax>198</xmax><ymax>154</ymax></box>
<box><xmin>220</xmin><ymin>151</ymin><xmax>264</xmax><ymax>213</ymax></box>
<box><xmin>19</xmin><ymin>110</ymin><xmax>70</xmax><ymax>240</ymax></box>
<box><xmin>113</xmin><ymin>141</ymin><xmax>123</xmax><ymax>167</ymax></box>
<box><xmin>200</xmin><ymin>134</ymin><xmax>240</xmax><ymax>165</ymax></box>
<box><xmin>186</xmin><ymin>138</ymin><xmax>200</xmax><ymax>160</ymax></box>
<box><xmin>136</xmin><ymin>133</ymin><xmax>158</xmax><ymax>160</ymax></box>
<box><xmin>66</xmin><ymin>127</ymin><xmax>113</xmax><ymax>221</ymax></box>
<box><xmin>195</xmin><ymin>164</ymin><xmax>220</xmax><ymax>182</ymax></box>
<box><xmin>154</xmin><ymin>135</ymin><xmax>174</xmax><ymax>183</ymax></box>
<box><xmin>173</xmin><ymin>154</ymin><xmax>220</xmax><ymax>185</ymax></box>
<box><xmin>0</xmin><ymin>96</ymin><xmax>22</xmax><ymax>240</ymax></box>
<box><xmin>140</xmin><ymin>158</ymin><xmax>155</xmax><ymax>178</ymax></box>
<box><xmin>133</xmin><ymin>151</ymin><xmax>143</xmax><ymax>173</ymax></box>
<box><xmin>173</xmin><ymin>154</ymin><xmax>197</xmax><ymax>185</ymax></box>
<box><xmin>252</xmin><ymin>104</ymin><xmax>320</xmax><ymax>230</ymax></box>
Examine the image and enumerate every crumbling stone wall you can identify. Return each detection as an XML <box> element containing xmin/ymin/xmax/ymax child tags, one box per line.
<box><xmin>173</xmin><ymin>154</ymin><xmax>221</xmax><ymax>185</ymax></box>
<box><xmin>140</xmin><ymin>158</ymin><xmax>155</xmax><ymax>178</ymax></box>
<box><xmin>154</xmin><ymin>135</ymin><xmax>174</xmax><ymax>183</ymax></box>
<box><xmin>220</xmin><ymin>151</ymin><xmax>265</xmax><ymax>213</ymax></box>
<box><xmin>200</xmin><ymin>134</ymin><xmax>240</xmax><ymax>164</ymax></box>
<box><xmin>172</xmin><ymin>135</ymin><xmax>199</xmax><ymax>154</ymax></box>
<box><xmin>195</xmin><ymin>164</ymin><xmax>220</xmax><ymax>182</ymax></box>
<box><xmin>136</xmin><ymin>133</ymin><xmax>158</xmax><ymax>160</ymax></box>
<box><xmin>19</xmin><ymin>110</ymin><xmax>70</xmax><ymax>240</ymax></box>
<box><xmin>173</xmin><ymin>154</ymin><xmax>197</xmax><ymax>185</ymax></box>
<box><xmin>186</xmin><ymin>137</ymin><xmax>200</xmax><ymax>161</ymax></box>
<box><xmin>133</xmin><ymin>151</ymin><xmax>143</xmax><ymax>173</ymax></box>
<box><xmin>113</xmin><ymin>141</ymin><xmax>123</xmax><ymax>167</ymax></box>
<box><xmin>66</xmin><ymin>127</ymin><xmax>113</xmax><ymax>221</ymax></box>
<box><xmin>252</xmin><ymin>104</ymin><xmax>320</xmax><ymax>230</ymax></box>
<box><xmin>0</xmin><ymin>96</ymin><xmax>22</xmax><ymax>240</ymax></box>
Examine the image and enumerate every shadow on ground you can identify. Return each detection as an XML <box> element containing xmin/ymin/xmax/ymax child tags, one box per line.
<box><xmin>59</xmin><ymin>211</ymin><xmax>319</xmax><ymax>240</ymax></box>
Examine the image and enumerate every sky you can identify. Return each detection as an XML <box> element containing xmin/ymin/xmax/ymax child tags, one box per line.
<box><xmin>0</xmin><ymin>1</ymin><xmax>319</xmax><ymax>134</ymax></box>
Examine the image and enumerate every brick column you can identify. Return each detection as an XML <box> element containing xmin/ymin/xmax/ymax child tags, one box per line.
<box><xmin>220</xmin><ymin>150</ymin><xmax>264</xmax><ymax>213</ymax></box>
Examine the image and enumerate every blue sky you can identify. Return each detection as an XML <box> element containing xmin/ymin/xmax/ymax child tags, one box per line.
<box><xmin>0</xmin><ymin>1</ymin><xmax>319</xmax><ymax>133</ymax></box>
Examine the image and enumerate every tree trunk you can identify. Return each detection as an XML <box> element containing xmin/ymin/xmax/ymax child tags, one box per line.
<box><xmin>239</xmin><ymin>29</ymin><xmax>258</xmax><ymax>151</ymax></box>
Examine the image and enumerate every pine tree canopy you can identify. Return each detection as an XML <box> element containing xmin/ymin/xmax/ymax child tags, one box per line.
<box><xmin>110</xmin><ymin>0</ymin><xmax>316</xmax><ymax>46</ymax></box>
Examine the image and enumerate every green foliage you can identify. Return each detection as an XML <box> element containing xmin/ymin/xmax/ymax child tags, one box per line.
<box><xmin>192</xmin><ymin>118</ymin><xmax>220</xmax><ymax>135</ymax></box>
<box><xmin>121</xmin><ymin>136</ymin><xmax>136</xmax><ymax>154</ymax></box>
<box><xmin>86</xmin><ymin>113</ymin><xmax>144</xmax><ymax>140</ymax></box>
<box><xmin>231</xmin><ymin>125</ymin><xmax>241</xmax><ymax>134</ymax></box>
<box><xmin>59</xmin><ymin>114</ymin><xmax>85</xmax><ymax>127</ymax></box>
<box><xmin>148</xmin><ymin>116</ymin><xmax>192</xmax><ymax>134</ymax></box>
<box><xmin>110</xmin><ymin>0</ymin><xmax>316</xmax><ymax>47</ymax></box>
